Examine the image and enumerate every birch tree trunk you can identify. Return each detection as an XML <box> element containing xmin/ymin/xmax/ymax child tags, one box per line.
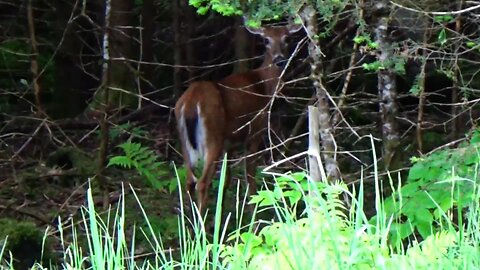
<box><xmin>96</xmin><ymin>0</ymin><xmax>112</xmax><ymax>208</ymax></box>
<box><xmin>89</xmin><ymin>0</ymin><xmax>135</xmax><ymax>110</ymax></box>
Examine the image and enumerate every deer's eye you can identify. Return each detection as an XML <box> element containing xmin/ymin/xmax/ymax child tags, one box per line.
<box><xmin>264</xmin><ymin>38</ymin><xmax>270</xmax><ymax>46</ymax></box>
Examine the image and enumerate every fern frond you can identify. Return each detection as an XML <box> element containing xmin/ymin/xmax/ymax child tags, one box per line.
<box><xmin>108</xmin><ymin>140</ymin><xmax>171</xmax><ymax>191</ymax></box>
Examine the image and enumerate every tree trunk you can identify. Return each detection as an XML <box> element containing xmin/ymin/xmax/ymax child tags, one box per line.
<box><xmin>95</xmin><ymin>0</ymin><xmax>113</xmax><ymax>209</ymax></box>
<box><xmin>52</xmin><ymin>0</ymin><xmax>92</xmax><ymax>118</ymax></box>
<box><xmin>184</xmin><ymin>1</ymin><xmax>195</xmax><ymax>81</ymax></box>
<box><xmin>416</xmin><ymin>25</ymin><xmax>431</xmax><ymax>154</ymax></box>
<box><xmin>173</xmin><ymin>0</ymin><xmax>195</xmax><ymax>98</ymax></box>
<box><xmin>301</xmin><ymin>5</ymin><xmax>341</xmax><ymax>182</ymax></box>
<box><xmin>90</xmin><ymin>0</ymin><xmax>135</xmax><ymax>111</ymax></box>
<box><xmin>308</xmin><ymin>106</ymin><xmax>325</xmax><ymax>182</ymax></box>
<box><xmin>172</xmin><ymin>0</ymin><xmax>182</xmax><ymax>98</ymax></box>
<box><xmin>374</xmin><ymin>2</ymin><xmax>400</xmax><ymax>170</ymax></box>
<box><xmin>27</xmin><ymin>0</ymin><xmax>42</xmax><ymax>115</ymax></box>
<box><xmin>109</xmin><ymin>0</ymin><xmax>135</xmax><ymax>107</ymax></box>
<box><xmin>140</xmin><ymin>0</ymin><xmax>155</xmax><ymax>96</ymax></box>
<box><xmin>450</xmin><ymin>2</ymin><xmax>463</xmax><ymax>141</ymax></box>
<box><xmin>233</xmin><ymin>17</ymin><xmax>249</xmax><ymax>73</ymax></box>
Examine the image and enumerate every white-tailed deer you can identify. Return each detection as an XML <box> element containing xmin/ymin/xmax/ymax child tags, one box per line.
<box><xmin>175</xmin><ymin>20</ymin><xmax>302</xmax><ymax>213</ymax></box>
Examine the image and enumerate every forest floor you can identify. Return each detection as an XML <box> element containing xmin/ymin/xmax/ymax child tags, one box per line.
<box><xmin>0</xmin><ymin>120</ymin><xmax>187</xmax><ymax>260</ymax></box>
<box><xmin>0</xmin><ymin>118</ymin><xmax>381</xmax><ymax>268</ymax></box>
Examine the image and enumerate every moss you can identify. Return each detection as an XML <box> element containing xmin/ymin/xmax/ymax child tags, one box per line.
<box><xmin>0</xmin><ymin>218</ymin><xmax>54</xmax><ymax>269</ymax></box>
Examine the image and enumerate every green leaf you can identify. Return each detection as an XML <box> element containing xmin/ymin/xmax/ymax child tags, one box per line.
<box><xmin>368</xmin><ymin>42</ymin><xmax>379</xmax><ymax>49</ymax></box>
<box><xmin>409</xmin><ymin>83</ymin><xmax>420</xmax><ymax>96</ymax></box>
<box><xmin>411</xmin><ymin>192</ymin><xmax>437</xmax><ymax>209</ymax></box>
<box><xmin>284</xmin><ymin>190</ymin><xmax>301</xmax><ymax>205</ymax></box>
<box><xmin>434</xmin><ymin>15</ymin><xmax>454</xmax><ymax>23</ymax></box>
<box><xmin>415</xmin><ymin>219</ymin><xmax>433</xmax><ymax>239</ymax></box>
<box><xmin>414</xmin><ymin>207</ymin><xmax>433</xmax><ymax>225</ymax></box>
<box><xmin>400</xmin><ymin>182</ymin><xmax>421</xmax><ymax>195</ymax></box>
<box><xmin>471</xmin><ymin>130</ymin><xmax>480</xmax><ymax>143</ymax></box>
<box><xmin>427</xmin><ymin>189</ymin><xmax>449</xmax><ymax>207</ymax></box>
<box><xmin>466</xmin><ymin>41</ymin><xmax>476</xmax><ymax>48</ymax></box>
<box><xmin>249</xmin><ymin>190</ymin><xmax>277</xmax><ymax>206</ymax></box>
<box><xmin>107</xmin><ymin>156</ymin><xmax>132</xmax><ymax>168</ymax></box>
<box><xmin>197</xmin><ymin>6</ymin><xmax>209</xmax><ymax>15</ymax></box>
<box><xmin>383</xmin><ymin>197</ymin><xmax>399</xmax><ymax>216</ymax></box>
<box><xmin>248</xmin><ymin>194</ymin><xmax>264</xmax><ymax>205</ymax></box>
<box><xmin>290</xmin><ymin>172</ymin><xmax>307</xmax><ymax>182</ymax></box>
<box><xmin>433</xmin><ymin>196</ymin><xmax>453</xmax><ymax>218</ymax></box>
<box><xmin>408</xmin><ymin>163</ymin><xmax>428</xmax><ymax>180</ymax></box>
<box><xmin>438</xmin><ymin>29</ymin><xmax>447</xmax><ymax>46</ymax></box>
<box><xmin>398</xmin><ymin>222</ymin><xmax>414</xmax><ymax>239</ymax></box>
<box><xmin>260</xmin><ymin>224</ymin><xmax>282</xmax><ymax>246</ymax></box>
<box><xmin>362</xmin><ymin>61</ymin><xmax>383</xmax><ymax>71</ymax></box>
<box><xmin>168</xmin><ymin>179</ymin><xmax>178</xmax><ymax>194</ymax></box>
<box><xmin>240</xmin><ymin>232</ymin><xmax>262</xmax><ymax>247</ymax></box>
<box><xmin>353</xmin><ymin>35</ymin><xmax>369</xmax><ymax>44</ymax></box>
<box><xmin>464</xmin><ymin>152</ymin><xmax>479</xmax><ymax>165</ymax></box>
<box><xmin>108</xmin><ymin>140</ymin><xmax>168</xmax><ymax>191</ymax></box>
<box><xmin>425</xmin><ymin>166</ymin><xmax>442</xmax><ymax>181</ymax></box>
<box><xmin>390</xmin><ymin>222</ymin><xmax>414</xmax><ymax>241</ymax></box>
<box><xmin>430</xmin><ymin>156</ymin><xmax>446</xmax><ymax>167</ymax></box>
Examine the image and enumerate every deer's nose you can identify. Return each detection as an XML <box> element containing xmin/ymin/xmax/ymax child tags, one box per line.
<box><xmin>273</xmin><ymin>55</ymin><xmax>287</xmax><ymax>67</ymax></box>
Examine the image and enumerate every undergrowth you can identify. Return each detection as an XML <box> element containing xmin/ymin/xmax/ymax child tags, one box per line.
<box><xmin>1</xmin><ymin>139</ymin><xmax>480</xmax><ymax>269</ymax></box>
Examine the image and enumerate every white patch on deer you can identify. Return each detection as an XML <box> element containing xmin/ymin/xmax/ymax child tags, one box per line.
<box><xmin>195</xmin><ymin>104</ymin><xmax>208</xmax><ymax>165</ymax></box>
<box><xmin>179</xmin><ymin>104</ymin><xmax>208</xmax><ymax>183</ymax></box>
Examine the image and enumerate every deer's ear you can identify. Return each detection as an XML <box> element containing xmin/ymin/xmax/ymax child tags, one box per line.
<box><xmin>288</xmin><ymin>23</ymin><xmax>303</xmax><ymax>34</ymax></box>
<box><xmin>245</xmin><ymin>25</ymin><xmax>264</xmax><ymax>36</ymax></box>
<box><xmin>243</xmin><ymin>15</ymin><xmax>264</xmax><ymax>36</ymax></box>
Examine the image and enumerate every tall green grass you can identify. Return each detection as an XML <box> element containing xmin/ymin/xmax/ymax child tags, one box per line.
<box><xmin>1</xmin><ymin>156</ymin><xmax>479</xmax><ymax>269</ymax></box>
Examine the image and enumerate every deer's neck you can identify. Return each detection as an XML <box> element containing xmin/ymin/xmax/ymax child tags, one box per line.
<box><xmin>255</xmin><ymin>54</ymin><xmax>282</xmax><ymax>95</ymax></box>
<box><xmin>259</xmin><ymin>53</ymin><xmax>279</xmax><ymax>70</ymax></box>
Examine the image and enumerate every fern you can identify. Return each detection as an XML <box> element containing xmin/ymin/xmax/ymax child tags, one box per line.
<box><xmin>108</xmin><ymin>141</ymin><xmax>168</xmax><ymax>191</ymax></box>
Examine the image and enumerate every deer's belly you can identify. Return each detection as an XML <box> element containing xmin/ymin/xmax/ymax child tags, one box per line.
<box><xmin>224</xmin><ymin>115</ymin><xmax>266</xmax><ymax>142</ymax></box>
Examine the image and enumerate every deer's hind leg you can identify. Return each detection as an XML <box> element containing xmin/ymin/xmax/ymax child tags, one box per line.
<box><xmin>196</xmin><ymin>143</ymin><xmax>223</xmax><ymax>215</ymax></box>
